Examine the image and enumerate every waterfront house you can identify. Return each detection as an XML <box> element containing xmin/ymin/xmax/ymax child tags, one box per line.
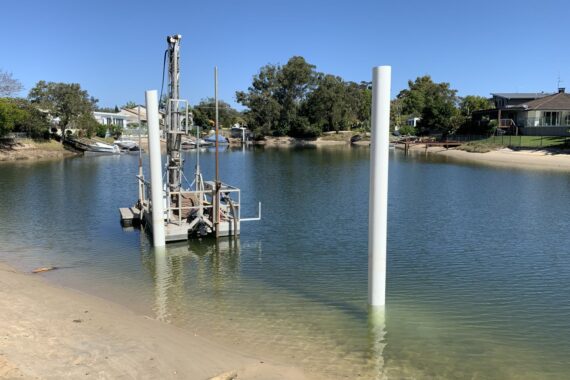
<box><xmin>93</xmin><ymin>111</ymin><xmax>130</xmax><ymax>129</ymax></box>
<box><xmin>472</xmin><ymin>89</ymin><xmax>570</xmax><ymax>136</ymax></box>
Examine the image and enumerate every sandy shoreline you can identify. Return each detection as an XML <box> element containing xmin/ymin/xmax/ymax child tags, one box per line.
<box><xmin>398</xmin><ymin>144</ymin><xmax>570</xmax><ymax>172</ymax></box>
<box><xmin>0</xmin><ymin>262</ymin><xmax>312</xmax><ymax>380</ymax></box>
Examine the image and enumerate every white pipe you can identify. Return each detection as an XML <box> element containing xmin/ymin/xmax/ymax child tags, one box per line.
<box><xmin>368</xmin><ymin>66</ymin><xmax>391</xmax><ymax>306</ymax></box>
<box><xmin>146</xmin><ymin>90</ymin><xmax>166</xmax><ymax>247</ymax></box>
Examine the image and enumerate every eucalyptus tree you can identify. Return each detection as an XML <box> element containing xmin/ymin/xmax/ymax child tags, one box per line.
<box><xmin>28</xmin><ymin>81</ymin><xmax>97</xmax><ymax>140</ymax></box>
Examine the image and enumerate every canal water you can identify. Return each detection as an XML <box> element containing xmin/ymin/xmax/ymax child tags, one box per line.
<box><xmin>1</xmin><ymin>147</ymin><xmax>569</xmax><ymax>379</ymax></box>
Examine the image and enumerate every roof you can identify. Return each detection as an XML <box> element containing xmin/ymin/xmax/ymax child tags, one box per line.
<box><xmin>491</xmin><ymin>92</ymin><xmax>552</xmax><ymax>99</ymax></box>
<box><xmin>520</xmin><ymin>92</ymin><xmax>570</xmax><ymax>110</ymax></box>
<box><xmin>93</xmin><ymin>111</ymin><xmax>129</xmax><ymax>118</ymax></box>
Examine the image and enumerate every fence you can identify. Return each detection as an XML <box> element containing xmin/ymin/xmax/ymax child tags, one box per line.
<box><xmin>0</xmin><ymin>132</ymin><xmax>29</xmax><ymax>140</ymax></box>
<box><xmin>448</xmin><ymin>135</ymin><xmax>570</xmax><ymax>149</ymax></box>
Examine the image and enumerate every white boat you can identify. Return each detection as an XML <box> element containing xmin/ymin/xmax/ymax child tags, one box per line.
<box><xmin>181</xmin><ymin>138</ymin><xmax>213</xmax><ymax>149</ymax></box>
<box><xmin>88</xmin><ymin>141</ymin><xmax>121</xmax><ymax>154</ymax></box>
<box><xmin>114</xmin><ymin>139</ymin><xmax>138</xmax><ymax>150</ymax></box>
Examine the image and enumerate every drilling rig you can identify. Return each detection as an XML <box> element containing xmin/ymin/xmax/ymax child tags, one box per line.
<box><xmin>120</xmin><ymin>34</ymin><xmax>261</xmax><ymax>242</ymax></box>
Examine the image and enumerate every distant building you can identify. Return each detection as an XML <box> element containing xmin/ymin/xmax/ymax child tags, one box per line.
<box><xmin>93</xmin><ymin>111</ymin><xmax>130</xmax><ymax>128</ymax></box>
<box><xmin>406</xmin><ymin>117</ymin><xmax>420</xmax><ymax>127</ymax></box>
<box><xmin>93</xmin><ymin>106</ymin><xmax>165</xmax><ymax>137</ymax></box>
<box><xmin>472</xmin><ymin>89</ymin><xmax>570</xmax><ymax>136</ymax></box>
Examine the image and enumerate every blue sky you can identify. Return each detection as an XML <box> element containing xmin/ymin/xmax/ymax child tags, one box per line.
<box><xmin>1</xmin><ymin>0</ymin><xmax>568</xmax><ymax>109</ymax></box>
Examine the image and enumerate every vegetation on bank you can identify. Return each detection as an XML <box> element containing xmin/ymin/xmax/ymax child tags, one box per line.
<box><xmin>1</xmin><ymin>70</ymin><xmax>104</xmax><ymax>140</ymax></box>
<box><xmin>235</xmin><ymin>57</ymin><xmax>495</xmax><ymax>139</ymax></box>
<box><xmin>236</xmin><ymin>56</ymin><xmax>371</xmax><ymax>138</ymax></box>
<box><xmin>2</xmin><ymin>63</ymin><xmax>496</xmax><ymax>142</ymax></box>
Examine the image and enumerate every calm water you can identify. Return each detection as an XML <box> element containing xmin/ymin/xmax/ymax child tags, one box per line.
<box><xmin>1</xmin><ymin>147</ymin><xmax>570</xmax><ymax>379</ymax></box>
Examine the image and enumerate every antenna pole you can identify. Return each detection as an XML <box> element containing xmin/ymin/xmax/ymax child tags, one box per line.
<box><xmin>215</xmin><ymin>67</ymin><xmax>220</xmax><ymax>184</ymax></box>
<box><xmin>214</xmin><ymin>67</ymin><xmax>220</xmax><ymax>237</ymax></box>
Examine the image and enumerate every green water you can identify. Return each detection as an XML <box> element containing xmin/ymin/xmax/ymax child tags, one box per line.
<box><xmin>1</xmin><ymin>147</ymin><xmax>569</xmax><ymax>379</ymax></box>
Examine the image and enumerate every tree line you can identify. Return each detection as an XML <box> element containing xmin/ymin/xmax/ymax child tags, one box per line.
<box><xmin>0</xmin><ymin>70</ymin><xmax>102</xmax><ymax>139</ymax></box>
<box><xmin>236</xmin><ymin>57</ymin><xmax>494</xmax><ymax>138</ymax></box>
<box><xmin>236</xmin><ymin>56</ymin><xmax>372</xmax><ymax>138</ymax></box>
<box><xmin>1</xmin><ymin>63</ymin><xmax>495</xmax><ymax>141</ymax></box>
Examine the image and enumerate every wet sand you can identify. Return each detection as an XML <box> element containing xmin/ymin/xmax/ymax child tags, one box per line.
<box><xmin>0</xmin><ymin>263</ymin><xmax>312</xmax><ymax>380</ymax></box>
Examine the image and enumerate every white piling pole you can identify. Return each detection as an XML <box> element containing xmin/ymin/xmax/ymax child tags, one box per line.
<box><xmin>368</xmin><ymin>66</ymin><xmax>391</xmax><ymax>306</ymax></box>
<box><xmin>146</xmin><ymin>90</ymin><xmax>166</xmax><ymax>247</ymax></box>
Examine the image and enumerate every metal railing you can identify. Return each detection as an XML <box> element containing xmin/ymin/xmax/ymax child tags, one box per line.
<box><xmin>519</xmin><ymin>117</ymin><xmax>570</xmax><ymax>127</ymax></box>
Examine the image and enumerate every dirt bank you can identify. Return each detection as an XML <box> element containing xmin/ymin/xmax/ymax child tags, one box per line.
<box><xmin>0</xmin><ymin>139</ymin><xmax>78</xmax><ymax>162</ymax></box>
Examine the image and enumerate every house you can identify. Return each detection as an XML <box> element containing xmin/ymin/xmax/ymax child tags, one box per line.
<box><xmin>472</xmin><ymin>89</ymin><xmax>570</xmax><ymax>136</ymax></box>
<box><xmin>406</xmin><ymin>117</ymin><xmax>420</xmax><ymax>127</ymax></box>
<box><xmin>93</xmin><ymin>111</ymin><xmax>130</xmax><ymax>128</ymax></box>
<box><xmin>94</xmin><ymin>106</ymin><xmax>165</xmax><ymax>128</ymax></box>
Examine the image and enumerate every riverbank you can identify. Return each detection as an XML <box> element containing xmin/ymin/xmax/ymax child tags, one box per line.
<box><xmin>0</xmin><ymin>262</ymin><xmax>312</xmax><ymax>380</ymax></box>
<box><xmin>398</xmin><ymin>143</ymin><xmax>570</xmax><ymax>171</ymax></box>
<box><xmin>0</xmin><ymin>139</ymin><xmax>78</xmax><ymax>162</ymax></box>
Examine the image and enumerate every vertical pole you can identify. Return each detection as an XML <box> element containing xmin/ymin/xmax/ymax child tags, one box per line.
<box><xmin>146</xmin><ymin>90</ymin><xmax>166</xmax><ymax>247</ymax></box>
<box><xmin>497</xmin><ymin>109</ymin><xmax>502</xmax><ymax>135</ymax></box>
<box><xmin>215</xmin><ymin>67</ymin><xmax>220</xmax><ymax>183</ymax></box>
<box><xmin>214</xmin><ymin>67</ymin><xmax>220</xmax><ymax>238</ymax></box>
<box><xmin>368</xmin><ymin>66</ymin><xmax>391</xmax><ymax>306</ymax></box>
<box><xmin>137</xmin><ymin>106</ymin><xmax>143</xmax><ymax>204</ymax></box>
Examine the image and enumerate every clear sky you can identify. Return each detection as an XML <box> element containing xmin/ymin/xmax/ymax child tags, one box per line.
<box><xmin>1</xmin><ymin>0</ymin><xmax>568</xmax><ymax>109</ymax></box>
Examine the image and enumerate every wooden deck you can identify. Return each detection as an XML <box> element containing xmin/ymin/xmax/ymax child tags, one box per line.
<box><xmin>119</xmin><ymin>207</ymin><xmax>141</xmax><ymax>226</ymax></box>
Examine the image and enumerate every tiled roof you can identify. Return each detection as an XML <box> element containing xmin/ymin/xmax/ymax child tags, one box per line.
<box><xmin>522</xmin><ymin>92</ymin><xmax>570</xmax><ymax>110</ymax></box>
<box><xmin>491</xmin><ymin>93</ymin><xmax>552</xmax><ymax>99</ymax></box>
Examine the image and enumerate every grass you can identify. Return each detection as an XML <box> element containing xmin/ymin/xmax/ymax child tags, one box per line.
<box><xmin>13</xmin><ymin>139</ymin><xmax>65</xmax><ymax>151</ymax></box>
<box><xmin>457</xmin><ymin>142</ymin><xmax>503</xmax><ymax>153</ymax></box>
<box><xmin>481</xmin><ymin>135</ymin><xmax>569</xmax><ymax>148</ymax></box>
<box><xmin>319</xmin><ymin>133</ymin><xmax>351</xmax><ymax>141</ymax></box>
<box><xmin>458</xmin><ymin>136</ymin><xmax>570</xmax><ymax>153</ymax></box>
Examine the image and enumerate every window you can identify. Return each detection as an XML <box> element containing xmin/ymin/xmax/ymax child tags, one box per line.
<box><xmin>543</xmin><ymin>112</ymin><xmax>560</xmax><ymax>126</ymax></box>
<box><xmin>565</xmin><ymin>114</ymin><xmax>570</xmax><ymax>126</ymax></box>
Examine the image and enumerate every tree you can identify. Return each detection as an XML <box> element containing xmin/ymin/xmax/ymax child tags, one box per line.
<box><xmin>237</xmin><ymin>56</ymin><xmax>371</xmax><ymax>138</ymax></box>
<box><xmin>192</xmin><ymin>98</ymin><xmax>240</xmax><ymax>129</ymax></box>
<box><xmin>28</xmin><ymin>81</ymin><xmax>96</xmax><ymax>140</ymax></box>
<box><xmin>236</xmin><ymin>64</ymin><xmax>282</xmax><ymax>137</ymax></box>
<box><xmin>303</xmin><ymin>74</ymin><xmax>349</xmax><ymax>134</ymax></box>
<box><xmin>459</xmin><ymin>95</ymin><xmax>492</xmax><ymax>116</ymax></box>
<box><xmin>274</xmin><ymin>56</ymin><xmax>317</xmax><ymax>135</ymax></box>
<box><xmin>0</xmin><ymin>98</ymin><xmax>27</xmax><ymax>136</ymax></box>
<box><xmin>397</xmin><ymin>76</ymin><xmax>460</xmax><ymax>136</ymax></box>
<box><xmin>122</xmin><ymin>101</ymin><xmax>137</xmax><ymax>109</ymax></box>
<box><xmin>237</xmin><ymin>57</ymin><xmax>318</xmax><ymax>137</ymax></box>
<box><xmin>0</xmin><ymin>70</ymin><xmax>24</xmax><ymax>97</ymax></box>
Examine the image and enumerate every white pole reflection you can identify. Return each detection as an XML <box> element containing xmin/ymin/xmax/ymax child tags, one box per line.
<box><xmin>368</xmin><ymin>305</ymin><xmax>387</xmax><ymax>379</ymax></box>
<box><xmin>154</xmin><ymin>246</ymin><xmax>170</xmax><ymax>321</ymax></box>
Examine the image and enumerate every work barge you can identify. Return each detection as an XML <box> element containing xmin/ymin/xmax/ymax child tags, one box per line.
<box><xmin>120</xmin><ymin>34</ymin><xmax>260</xmax><ymax>245</ymax></box>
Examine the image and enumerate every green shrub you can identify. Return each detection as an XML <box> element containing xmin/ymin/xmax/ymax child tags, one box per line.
<box><xmin>399</xmin><ymin>125</ymin><xmax>417</xmax><ymax>136</ymax></box>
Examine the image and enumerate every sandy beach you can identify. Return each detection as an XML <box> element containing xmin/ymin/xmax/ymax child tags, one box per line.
<box><xmin>0</xmin><ymin>263</ymin><xmax>312</xmax><ymax>380</ymax></box>
<box><xmin>397</xmin><ymin>144</ymin><xmax>570</xmax><ymax>172</ymax></box>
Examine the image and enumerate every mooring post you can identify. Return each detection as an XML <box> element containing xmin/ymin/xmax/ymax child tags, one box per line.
<box><xmin>368</xmin><ymin>66</ymin><xmax>391</xmax><ymax>306</ymax></box>
<box><xmin>146</xmin><ymin>90</ymin><xmax>166</xmax><ymax>247</ymax></box>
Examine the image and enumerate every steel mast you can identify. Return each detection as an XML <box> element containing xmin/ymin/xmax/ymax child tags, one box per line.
<box><xmin>166</xmin><ymin>34</ymin><xmax>183</xmax><ymax>193</ymax></box>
